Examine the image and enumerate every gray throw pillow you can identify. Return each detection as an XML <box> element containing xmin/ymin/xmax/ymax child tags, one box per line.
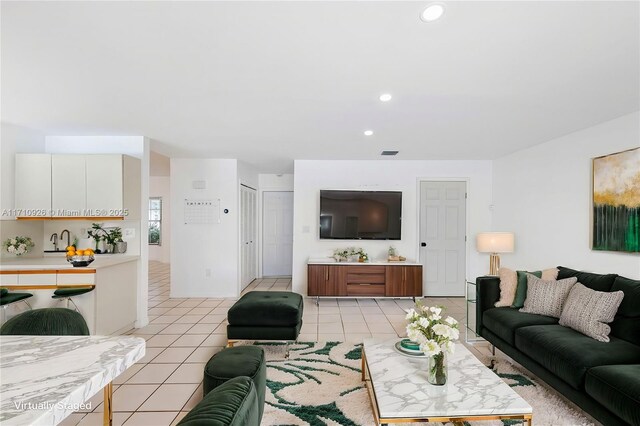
<box><xmin>519</xmin><ymin>274</ymin><xmax>577</xmax><ymax>318</ymax></box>
<box><xmin>559</xmin><ymin>283</ymin><xmax>624</xmax><ymax>342</ymax></box>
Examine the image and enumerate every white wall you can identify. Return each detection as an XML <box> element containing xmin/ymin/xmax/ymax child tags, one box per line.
<box><xmin>149</xmin><ymin>176</ymin><xmax>171</xmax><ymax>263</ymax></box>
<box><xmin>258</xmin><ymin>174</ymin><xmax>294</xmax><ymax>277</ymax></box>
<box><xmin>170</xmin><ymin>159</ymin><xmax>240</xmax><ymax>297</ymax></box>
<box><xmin>292</xmin><ymin>160</ymin><xmax>493</xmax><ymax>295</ymax></box>
<box><xmin>493</xmin><ymin>111</ymin><xmax>640</xmax><ymax>279</ymax></box>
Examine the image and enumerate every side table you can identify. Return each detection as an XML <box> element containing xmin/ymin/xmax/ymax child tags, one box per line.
<box><xmin>465</xmin><ymin>280</ymin><xmax>485</xmax><ymax>343</ymax></box>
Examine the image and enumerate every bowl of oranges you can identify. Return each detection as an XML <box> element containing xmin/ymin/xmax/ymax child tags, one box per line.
<box><xmin>66</xmin><ymin>246</ymin><xmax>95</xmax><ymax>267</ymax></box>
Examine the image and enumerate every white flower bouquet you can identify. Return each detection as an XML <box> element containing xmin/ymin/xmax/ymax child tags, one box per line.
<box><xmin>333</xmin><ymin>247</ymin><xmax>368</xmax><ymax>262</ymax></box>
<box><xmin>405</xmin><ymin>302</ymin><xmax>460</xmax><ymax>385</ymax></box>
<box><xmin>3</xmin><ymin>236</ymin><xmax>35</xmax><ymax>256</ymax></box>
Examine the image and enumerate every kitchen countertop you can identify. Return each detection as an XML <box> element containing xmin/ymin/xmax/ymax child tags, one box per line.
<box><xmin>307</xmin><ymin>258</ymin><xmax>421</xmax><ymax>266</ymax></box>
<box><xmin>0</xmin><ymin>255</ymin><xmax>139</xmax><ymax>271</ymax></box>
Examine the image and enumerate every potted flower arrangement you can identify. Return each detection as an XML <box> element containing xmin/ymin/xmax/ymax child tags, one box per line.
<box><xmin>405</xmin><ymin>302</ymin><xmax>460</xmax><ymax>385</ymax></box>
<box><xmin>3</xmin><ymin>236</ymin><xmax>35</xmax><ymax>256</ymax></box>
<box><xmin>333</xmin><ymin>247</ymin><xmax>368</xmax><ymax>262</ymax></box>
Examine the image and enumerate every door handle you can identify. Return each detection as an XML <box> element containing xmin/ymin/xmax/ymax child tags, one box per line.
<box><xmin>359</xmin><ymin>283</ymin><xmax>371</xmax><ymax>286</ymax></box>
<box><xmin>325</xmin><ymin>267</ymin><xmax>329</xmax><ymax>281</ymax></box>
<box><xmin>420</xmin><ymin>242</ymin><xmax>426</xmax><ymax>247</ymax></box>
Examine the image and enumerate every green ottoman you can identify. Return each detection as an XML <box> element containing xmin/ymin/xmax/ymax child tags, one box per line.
<box><xmin>203</xmin><ymin>346</ymin><xmax>266</xmax><ymax>421</ymax></box>
<box><xmin>177</xmin><ymin>376</ymin><xmax>259</xmax><ymax>426</ymax></box>
<box><xmin>227</xmin><ymin>291</ymin><xmax>303</xmax><ymax>343</ymax></box>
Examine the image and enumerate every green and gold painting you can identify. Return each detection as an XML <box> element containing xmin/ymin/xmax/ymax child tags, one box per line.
<box><xmin>593</xmin><ymin>147</ymin><xmax>640</xmax><ymax>252</ymax></box>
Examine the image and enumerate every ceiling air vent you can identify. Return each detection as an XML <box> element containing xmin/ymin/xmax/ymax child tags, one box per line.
<box><xmin>381</xmin><ymin>150</ymin><xmax>399</xmax><ymax>156</ymax></box>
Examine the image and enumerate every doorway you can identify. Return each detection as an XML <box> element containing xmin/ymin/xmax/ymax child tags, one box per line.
<box><xmin>419</xmin><ymin>181</ymin><xmax>467</xmax><ymax>296</ymax></box>
<box><xmin>262</xmin><ymin>191</ymin><xmax>294</xmax><ymax>277</ymax></box>
<box><xmin>240</xmin><ymin>185</ymin><xmax>257</xmax><ymax>289</ymax></box>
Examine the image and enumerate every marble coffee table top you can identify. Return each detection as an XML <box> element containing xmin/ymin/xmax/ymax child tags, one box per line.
<box><xmin>363</xmin><ymin>339</ymin><xmax>532</xmax><ymax>420</ymax></box>
<box><xmin>0</xmin><ymin>335</ymin><xmax>145</xmax><ymax>425</ymax></box>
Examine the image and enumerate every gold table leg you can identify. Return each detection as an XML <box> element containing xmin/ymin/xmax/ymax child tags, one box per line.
<box><xmin>103</xmin><ymin>382</ymin><xmax>113</xmax><ymax>426</ymax></box>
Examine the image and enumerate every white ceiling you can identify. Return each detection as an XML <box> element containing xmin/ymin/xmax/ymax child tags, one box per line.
<box><xmin>2</xmin><ymin>1</ymin><xmax>638</xmax><ymax>173</ymax></box>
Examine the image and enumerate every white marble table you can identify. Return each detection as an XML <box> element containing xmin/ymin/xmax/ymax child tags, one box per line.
<box><xmin>362</xmin><ymin>339</ymin><xmax>532</xmax><ymax>425</ymax></box>
<box><xmin>0</xmin><ymin>335</ymin><xmax>145</xmax><ymax>426</ymax></box>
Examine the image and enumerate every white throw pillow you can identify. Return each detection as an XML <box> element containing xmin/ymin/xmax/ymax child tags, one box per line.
<box><xmin>520</xmin><ymin>274</ymin><xmax>577</xmax><ymax>318</ymax></box>
<box><xmin>495</xmin><ymin>267</ymin><xmax>517</xmax><ymax>307</ymax></box>
<box><xmin>559</xmin><ymin>283</ymin><xmax>624</xmax><ymax>342</ymax></box>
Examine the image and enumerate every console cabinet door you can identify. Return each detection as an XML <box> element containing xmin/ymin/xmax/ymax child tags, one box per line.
<box><xmin>307</xmin><ymin>265</ymin><xmax>346</xmax><ymax>296</ymax></box>
<box><xmin>404</xmin><ymin>266</ymin><xmax>423</xmax><ymax>297</ymax></box>
<box><xmin>327</xmin><ymin>265</ymin><xmax>347</xmax><ymax>296</ymax></box>
<box><xmin>385</xmin><ymin>266</ymin><xmax>423</xmax><ymax>297</ymax></box>
<box><xmin>307</xmin><ymin>265</ymin><xmax>324</xmax><ymax>296</ymax></box>
<box><xmin>385</xmin><ymin>266</ymin><xmax>404</xmax><ymax>296</ymax></box>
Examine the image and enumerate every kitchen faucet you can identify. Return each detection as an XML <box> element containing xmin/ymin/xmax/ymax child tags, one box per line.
<box><xmin>50</xmin><ymin>233</ymin><xmax>58</xmax><ymax>251</ymax></box>
<box><xmin>60</xmin><ymin>229</ymin><xmax>71</xmax><ymax>249</ymax></box>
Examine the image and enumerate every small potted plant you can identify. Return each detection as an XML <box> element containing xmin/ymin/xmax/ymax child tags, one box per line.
<box><xmin>106</xmin><ymin>227</ymin><xmax>127</xmax><ymax>253</ymax></box>
<box><xmin>87</xmin><ymin>223</ymin><xmax>107</xmax><ymax>253</ymax></box>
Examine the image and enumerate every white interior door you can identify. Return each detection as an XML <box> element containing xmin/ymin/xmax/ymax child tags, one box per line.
<box><xmin>263</xmin><ymin>191</ymin><xmax>294</xmax><ymax>277</ymax></box>
<box><xmin>420</xmin><ymin>181</ymin><xmax>467</xmax><ymax>296</ymax></box>
<box><xmin>241</xmin><ymin>185</ymin><xmax>257</xmax><ymax>289</ymax></box>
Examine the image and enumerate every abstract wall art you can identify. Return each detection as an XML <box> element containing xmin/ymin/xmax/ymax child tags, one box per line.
<box><xmin>592</xmin><ymin>147</ymin><xmax>640</xmax><ymax>253</ymax></box>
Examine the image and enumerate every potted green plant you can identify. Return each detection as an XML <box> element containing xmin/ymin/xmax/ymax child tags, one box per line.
<box><xmin>87</xmin><ymin>223</ymin><xmax>107</xmax><ymax>253</ymax></box>
<box><xmin>106</xmin><ymin>227</ymin><xmax>127</xmax><ymax>253</ymax></box>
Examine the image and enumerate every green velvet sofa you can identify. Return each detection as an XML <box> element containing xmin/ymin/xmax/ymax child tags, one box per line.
<box><xmin>177</xmin><ymin>376</ymin><xmax>260</xmax><ymax>426</ymax></box>
<box><xmin>476</xmin><ymin>266</ymin><xmax>640</xmax><ymax>426</ymax></box>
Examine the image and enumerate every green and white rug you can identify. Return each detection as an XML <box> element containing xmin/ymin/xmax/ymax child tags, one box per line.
<box><xmin>256</xmin><ymin>342</ymin><xmax>593</xmax><ymax>426</ymax></box>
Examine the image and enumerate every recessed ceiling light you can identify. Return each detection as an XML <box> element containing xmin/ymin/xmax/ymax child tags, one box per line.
<box><xmin>364</xmin><ymin>130</ymin><xmax>374</xmax><ymax>136</ymax></box>
<box><xmin>379</xmin><ymin>93</ymin><xmax>392</xmax><ymax>102</ymax></box>
<box><xmin>421</xmin><ymin>4</ymin><xmax>445</xmax><ymax>22</ymax></box>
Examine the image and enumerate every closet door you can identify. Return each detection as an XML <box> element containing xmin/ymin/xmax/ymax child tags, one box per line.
<box><xmin>240</xmin><ymin>185</ymin><xmax>257</xmax><ymax>289</ymax></box>
<box><xmin>262</xmin><ymin>191</ymin><xmax>293</xmax><ymax>276</ymax></box>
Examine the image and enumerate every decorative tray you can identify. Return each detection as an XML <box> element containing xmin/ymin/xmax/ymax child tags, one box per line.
<box><xmin>394</xmin><ymin>339</ymin><xmax>425</xmax><ymax>357</ymax></box>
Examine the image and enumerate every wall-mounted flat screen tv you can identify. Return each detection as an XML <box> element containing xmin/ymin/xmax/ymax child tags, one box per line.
<box><xmin>319</xmin><ymin>190</ymin><xmax>402</xmax><ymax>240</ymax></box>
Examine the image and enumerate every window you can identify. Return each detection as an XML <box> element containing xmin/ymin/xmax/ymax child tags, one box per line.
<box><xmin>149</xmin><ymin>198</ymin><xmax>162</xmax><ymax>245</ymax></box>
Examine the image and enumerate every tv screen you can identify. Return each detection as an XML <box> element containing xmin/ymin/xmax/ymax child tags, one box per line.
<box><xmin>319</xmin><ymin>190</ymin><xmax>402</xmax><ymax>240</ymax></box>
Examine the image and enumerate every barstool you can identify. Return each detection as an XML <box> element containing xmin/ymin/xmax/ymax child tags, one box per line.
<box><xmin>52</xmin><ymin>287</ymin><xmax>94</xmax><ymax>314</ymax></box>
<box><xmin>0</xmin><ymin>288</ymin><xmax>34</xmax><ymax>324</ymax></box>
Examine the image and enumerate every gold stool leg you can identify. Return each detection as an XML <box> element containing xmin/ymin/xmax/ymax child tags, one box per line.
<box><xmin>103</xmin><ymin>382</ymin><xmax>112</xmax><ymax>426</ymax></box>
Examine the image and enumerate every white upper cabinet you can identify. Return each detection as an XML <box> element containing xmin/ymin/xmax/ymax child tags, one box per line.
<box><xmin>15</xmin><ymin>154</ymin><xmax>51</xmax><ymax>215</ymax></box>
<box><xmin>52</xmin><ymin>155</ymin><xmax>86</xmax><ymax>213</ymax></box>
<box><xmin>14</xmin><ymin>153</ymin><xmax>140</xmax><ymax>219</ymax></box>
<box><xmin>86</xmin><ymin>154</ymin><xmax>123</xmax><ymax>215</ymax></box>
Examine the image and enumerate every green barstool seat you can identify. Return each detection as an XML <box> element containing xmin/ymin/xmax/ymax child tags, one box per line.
<box><xmin>0</xmin><ymin>289</ymin><xmax>33</xmax><ymax>324</ymax></box>
<box><xmin>52</xmin><ymin>287</ymin><xmax>94</xmax><ymax>313</ymax></box>
<box><xmin>0</xmin><ymin>307</ymin><xmax>90</xmax><ymax>335</ymax></box>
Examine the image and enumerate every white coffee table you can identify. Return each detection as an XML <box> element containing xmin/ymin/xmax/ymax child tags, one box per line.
<box><xmin>362</xmin><ymin>339</ymin><xmax>532</xmax><ymax>425</ymax></box>
<box><xmin>1</xmin><ymin>335</ymin><xmax>145</xmax><ymax>426</ymax></box>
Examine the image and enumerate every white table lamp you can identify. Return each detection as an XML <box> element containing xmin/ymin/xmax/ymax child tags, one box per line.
<box><xmin>476</xmin><ymin>232</ymin><xmax>515</xmax><ymax>275</ymax></box>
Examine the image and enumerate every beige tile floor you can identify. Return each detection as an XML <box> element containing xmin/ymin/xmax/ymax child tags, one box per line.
<box><xmin>61</xmin><ymin>261</ymin><xmax>492</xmax><ymax>426</ymax></box>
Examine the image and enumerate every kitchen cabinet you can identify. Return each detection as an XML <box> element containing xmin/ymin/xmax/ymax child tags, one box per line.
<box><xmin>307</xmin><ymin>263</ymin><xmax>422</xmax><ymax>298</ymax></box>
<box><xmin>15</xmin><ymin>154</ymin><xmax>140</xmax><ymax>219</ymax></box>
<box><xmin>52</xmin><ymin>155</ymin><xmax>86</xmax><ymax>213</ymax></box>
<box><xmin>15</xmin><ymin>154</ymin><xmax>51</xmax><ymax>214</ymax></box>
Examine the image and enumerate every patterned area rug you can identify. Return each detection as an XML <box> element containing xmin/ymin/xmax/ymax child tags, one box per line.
<box><xmin>256</xmin><ymin>342</ymin><xmax>594</xmax><ymax>426</ymax></box>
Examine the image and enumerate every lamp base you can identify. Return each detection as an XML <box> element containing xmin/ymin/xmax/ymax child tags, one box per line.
<box><xmin>489</xmin><ymin>253</ymin><xmax>500</xmax><ymax>276</ymax></box>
